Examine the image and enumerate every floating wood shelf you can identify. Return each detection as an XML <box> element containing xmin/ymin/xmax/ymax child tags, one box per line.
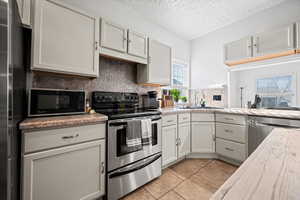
<box><xmin>225</xmin><ymin>50</ymin><xmax>296</xmax><ymax>66</ymax></box>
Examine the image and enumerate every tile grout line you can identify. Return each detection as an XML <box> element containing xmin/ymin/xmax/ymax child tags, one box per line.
<box><xmin>172</xmin><ymin>189</ymin><xmax>187</xmax><ymax>200</ymax></box>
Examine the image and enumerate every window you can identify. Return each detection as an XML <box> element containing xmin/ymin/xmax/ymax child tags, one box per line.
<box><xmin>172</xmin><ymin>60</ymin><xmax>189</xmax><ymax>88</ymax></box>
<box><xmin>256</xmin><ymin>74</ymin><xmax>296</xmax><ymax>108</ymax></box>
<box><xmin>164</xmin><ymin>60</ymin><xmax>190</xmax><ymax>103</ymax></box>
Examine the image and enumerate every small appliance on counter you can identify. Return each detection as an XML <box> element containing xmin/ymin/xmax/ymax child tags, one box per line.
<box><xmin>28</xmin><ymin>88</ymin><xmax>86</xmax><ymax>117</ymax></box>
<box><xmin>141</xmin><ymin>91</ymin><xmax>160</xmax><ymax>109</ymax></box>
<box><xmin>251</xmin><ymin>94</ymin><xmax>262</xmax><ymax>109</ymax></box>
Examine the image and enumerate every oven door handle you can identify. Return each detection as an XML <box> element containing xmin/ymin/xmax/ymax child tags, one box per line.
<box><xmin>109</xmin><ymin>154</ymin><xmax>161</xmax><ymax>178</ymax></box>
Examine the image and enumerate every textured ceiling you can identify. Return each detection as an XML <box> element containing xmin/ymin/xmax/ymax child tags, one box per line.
<box><xmin>113</xmin><ymin>0</ymin><xmax>288</xmax><ymax>40</ymax></box>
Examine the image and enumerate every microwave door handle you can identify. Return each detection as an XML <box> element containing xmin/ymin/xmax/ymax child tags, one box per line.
<box><xmin>109</xmin><ymin>154</ymin><xmax>161</xmax><ymax>178</ymax></box>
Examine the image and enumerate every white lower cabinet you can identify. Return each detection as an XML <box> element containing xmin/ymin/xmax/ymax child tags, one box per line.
<box><xmin>191</xmin><ymin>122</ymin><xmax>215</xmax><ymax>153</ymax></box>
<box><xmin>162</xmin><ymin>113</ymin><xmax>191</xmax><ymax>167</ymax></box>
<box><xmin>162</xmin><ymin>125</ymin><xmax>178</xmax><ymax>166</ymax></box>
<box><xmin>178</xmin><ymin>122</ymin><xmax>190</xmax><ymax>158</ymax></box>
<box><xmin>22</xmin><ymin>123</ymin><xmax>106</xmax><ymax>200</ymax></box>
<box><xmin>23</xmin><ymin>140</ymin><xmax>105</xmax><ymax>200</ymax></box>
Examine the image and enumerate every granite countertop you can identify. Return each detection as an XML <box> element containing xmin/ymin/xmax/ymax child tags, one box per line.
<box><xmin>19</xmin><ymin>113</ymin><xmax>108</xmax><ymax>131</ymax></box>
<box><xmin>211</xmin><ymin>128</ymin><xmax>300</xmax><ymax>200</ymax></box>
<box><xmin>160</xmin><ymin>107</ymin><xmax>300</xmax><ymax>119</ymax></box>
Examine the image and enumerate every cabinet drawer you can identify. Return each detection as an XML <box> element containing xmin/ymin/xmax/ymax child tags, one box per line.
<box><xmin>216</xmin><ymin>123</ymin><xmax>247</xmax><ymax>143</ymax></box>
<box><xmin>216</xmin><ymin>114</ymin><xmax>246</xmax><ymax>125</ymax></box>
<box><xmin>24</xmin><ymin>123</ymin><xmax>106</xmax><ymax>153</ymax></box>
<box><xmin>162</xmin><ymin>114</ymin><xmax>177</xmax><ymax>127</ymax></box>
<box><xmin>191</xmin><ymin>113</ymin><xmax>214</xmax><ymax>122</ymax></box>
<box><xmin>216</xmin><ymin>138</ymin><xmax>246</xmax><ymax>162</ymax></box>
<box><xmin>178</xmin><ymin>113</ymin><xmax>190</xmax><ymax>124</ymax></box>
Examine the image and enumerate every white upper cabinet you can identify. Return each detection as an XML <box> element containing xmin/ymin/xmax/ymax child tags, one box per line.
<box><xmin>99</xmin><ymin>19</ymin><xmax>148</xmax><ymax>64</ymax></box>
<box><xmin>127</xmin><ymin>30</ymin><xmax>148</xmax><ymax>58</ymax></box>
<box><xmin>32</xmin><ymin>0</ymin><xmax>99</xmax><ymax>77</ymax></box>
<box><xmin>253</xmin><ymin>24</ymin><xmax>294</xmax><ymax>57</ymax></box>
<box><xmin>100</xmin><ymin>19</ymin><xmax>127</xmax><ymax>53</ymax></box>
<box><xmin>297</xmin><ymin>22</ymin><xmax>300</xmax><ymax>50</ymax></box>
<box><xmin>224</xmin><ymin>36</ymin><xmax>252</xmax><ymax>63</ymax></box>
<box><xmin>138</xmin><ymin>39</ymin><xmax>172</xmax><ymax>85</ymax></box>
<box><xmin>191</xmin><ymin>122</ymin><xmax>215</xmax><ymax>153</ymax></box>
<box><xmin>17</xmin><ymin>0</ymin><xmax>31</xmax><ymax>26</ymax></box>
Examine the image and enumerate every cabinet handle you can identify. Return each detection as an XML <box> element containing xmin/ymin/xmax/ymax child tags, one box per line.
<box><xmin>225</xmin><ymin>147</ymin><xmax>234</xmax><ymax>152</ymax></box>
<box><xmin>123</xmin><ymin>37</ymin><xmax>127</xmax><ymax>41</ymax></box>
<box><xmin>95</xmin><ymin>41</ymin><xmax>98</xmax><ymax>50</ymax></box>
<box><xmin>224</xmin><ymin>118</ymin><xmax>234</xmax><ymax>121</ymax></box>
<box><xmin>224</xmin><ymin>129</ymin><xmax>233</xmax><ymax>133</ymax></box>
<box><xmin>182</xmin><ymin>117</ymin><xmax>188</xmax><ymax>120</ymax></box>
<box><xmin>62</xmin><ymin>134</ymin><xmax>79</xmax><ymax>140</ymax></box>
<box><xmin>100</xmin><ymin>162</ymin><xmax>105</xmax><ymax>174</ymax></box>
<box><xmin>167</xmin><ymin>120</ymin><xmax>174</xmax><ymax>123</ymax></box>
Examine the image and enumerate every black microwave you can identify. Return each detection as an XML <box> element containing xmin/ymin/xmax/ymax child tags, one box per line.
<box><xmin>28</xmin><ymin>89</ymin><xmax>86</xmax><ymax>117</ymax></box>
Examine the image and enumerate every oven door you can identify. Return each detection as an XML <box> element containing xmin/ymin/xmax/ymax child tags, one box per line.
<box><xmin>107</xmin><ymin>153</ymin><xmax>161</xmax><ymax>200</ymax></box>
<box><xmin>107</xmin><ymin>115</ymin><xmax>161</xmax><ymax>172</ymax></box>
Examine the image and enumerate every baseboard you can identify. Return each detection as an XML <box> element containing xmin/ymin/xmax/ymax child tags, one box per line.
<box><xmin>162</xmin><ymin>156</ymin><xmax>185</xmax><ymax>169</ymax></box>
<box><xmin>187</xmin><ymin>152</ymin><xmax>218</xmax><ymax>159</ymax></box>
<box><xmin>217</xmin><ymin>155</ymin><xmax>242</xmax><ymax>166</ymax></box>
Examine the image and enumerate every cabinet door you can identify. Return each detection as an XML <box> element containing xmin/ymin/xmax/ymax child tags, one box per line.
<box><xmin>17</xmin><ymin>0</ymin><xmax>31</xmax><ymax>26</ymax></box>
<box><xmin>297</xmin><ymin>22</ymin><xmax>300</xmax><ymax>51</ymax></box>
<box><xmin>23</xmin><ymin>140</ymin><xmax>105</xmax><ymax>200</ymax></box>
<box><xmin>148</xmin><ymin>39</ymin><xmax>172</xmax><ymax>85</ymax></box>
<box><xmin>32</xmin><ymin>0</ymin><xmax>99</xmax><ymax>77</ymax></box>
<box><xmin>128</xmin><ymin>30</ymin><xmax>148</xmax><ymax>58</ymax></box>
<box><xmin>253</xmin><ymin>24</ymin><xmax>294</xmax><ymax>57</ymax></box>
<box><xmin>191</xmin><ymin>122</ymin><xmax>215</xmax><ymax>153</ymax></box>
<box><xmin>224</xmin><ymin>36</ymin><xmax>252</xmax><ymax>63</ymax></box>
<box><xmin>100</xmin><ymin>19</ymin><xmax>127</xmax><ymax>53</ymax></box>
<box><xmin>178</xmin><ymin>123</ymin><xmax>190</xmax><ymax>158</ymax></box>
<box><xmin>162</xmin><ymin>125</ymin><xmax>177</xmax><ymax>166</ymax></box>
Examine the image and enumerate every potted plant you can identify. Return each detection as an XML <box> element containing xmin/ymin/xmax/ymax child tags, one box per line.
<box><xmin>169</xmin><ymin>89</ymin><xmax>181</xmax><ymax>102</ymax></box>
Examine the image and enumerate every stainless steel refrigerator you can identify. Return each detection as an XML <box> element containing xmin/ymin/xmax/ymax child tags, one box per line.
<box><xmin>0</xmin><ymin>0</ymin><xmax>26</xmax><ymax>199</ymax></box>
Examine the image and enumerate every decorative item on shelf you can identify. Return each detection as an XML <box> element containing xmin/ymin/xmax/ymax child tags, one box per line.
<box><xmin>86</xmin><ymin>99</ymin><xmax>92</xmax><ymax>113</ymax></box>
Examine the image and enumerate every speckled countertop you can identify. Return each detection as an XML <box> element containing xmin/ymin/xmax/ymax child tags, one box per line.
<box><xmin>211</xmin><ymin>128</ymin><xmax>300</xmax><ymax>199</ymax></box>
<box><xmin>19</xmin><ymin>113</ymin><xmax>108</xmax><ymax>131</ymax></box>
<box><xmin>160</xmin><ymin>107</ymin><xmax>300</xmax><ymax>119</ymax></box>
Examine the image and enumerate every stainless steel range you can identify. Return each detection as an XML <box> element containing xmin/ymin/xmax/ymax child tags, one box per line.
<box><xmin>92</xmin><ymin>91</ymin><xmax>162</xmax><ymax>200</ymax></box>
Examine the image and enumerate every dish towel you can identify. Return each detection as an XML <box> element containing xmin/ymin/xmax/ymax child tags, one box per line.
<box><xmin>126</xmin><ymin>120</ymin><xmax>142</xmax><ymax>150</ymax></box>
<box><xmin>141</xmin><ymin>119</ymin><xmax>152</xmax><ymax>145</ymax></box>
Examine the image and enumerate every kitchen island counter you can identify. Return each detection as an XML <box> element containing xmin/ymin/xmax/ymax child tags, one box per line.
<box><xmin>211</xmin><ymin>128</ymin><xmax>300</xmax><ymax>200</ymax></box>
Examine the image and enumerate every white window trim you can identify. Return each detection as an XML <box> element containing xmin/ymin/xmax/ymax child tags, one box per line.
<box><xmin>171</xmin><ymin>59</ymin><xmax>190</xmax><ymax>89</ymax></box>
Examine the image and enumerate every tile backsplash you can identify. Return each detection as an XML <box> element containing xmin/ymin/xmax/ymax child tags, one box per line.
<box><xmin>32</xmin><ymin>57</ymin><xmax>159</xmax><ymax>98</ymax></box>
<box><xmin>190</xmin><ymin>87</ymin><xmax>228</xmax><ymax>108</ymax></box>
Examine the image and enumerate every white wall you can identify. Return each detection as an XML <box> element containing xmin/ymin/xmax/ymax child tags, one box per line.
<box><xmin>190</xmin><ymin>0</ymin><xmax>300</xmax><ymax>90</ymax></box>
<box><xmin>61</xmin><ymin>0</ymin><xmax>191</xmax><ymax>62</ymax></box>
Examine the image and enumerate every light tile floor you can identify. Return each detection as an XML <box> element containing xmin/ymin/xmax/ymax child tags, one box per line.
<box><xmin>121</xmin><ymin>159</ymin><xmax>237</xmax><ymax>200</ymax></box>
